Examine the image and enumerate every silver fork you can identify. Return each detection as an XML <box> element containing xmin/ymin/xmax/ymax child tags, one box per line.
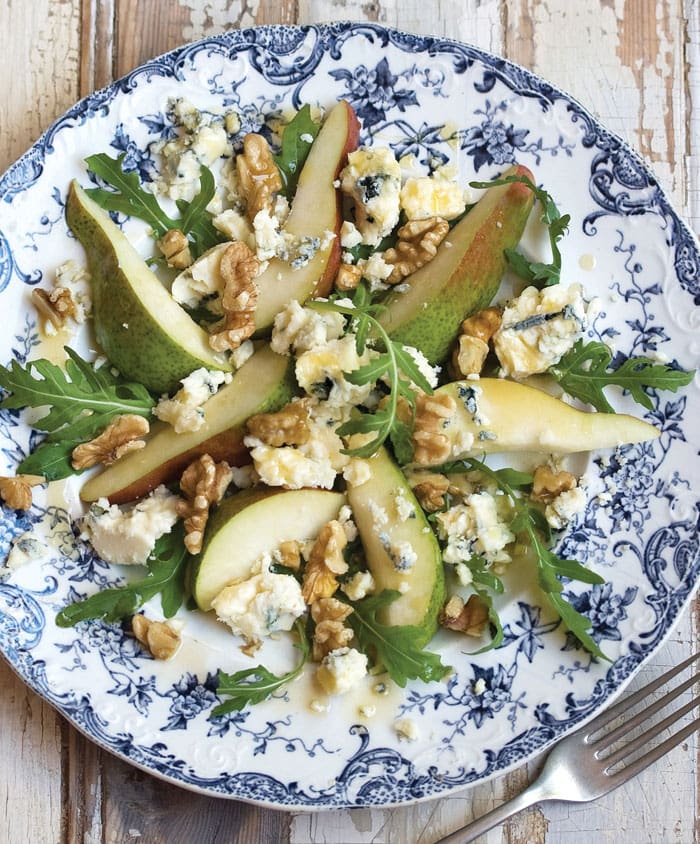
<box><xmin>436</xmin><ymin>651</ymin><xmax>700</xmax><ymax>844</ymax></box>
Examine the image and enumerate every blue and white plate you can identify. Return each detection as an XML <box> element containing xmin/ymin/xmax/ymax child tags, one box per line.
<box><xmin>1</xmin><ymin>23</ymin><xmax>698</xmax><ymax>809</ymax></box>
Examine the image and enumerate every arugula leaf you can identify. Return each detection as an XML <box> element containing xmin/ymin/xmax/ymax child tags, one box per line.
<box><xmin>346</xmin><ymin>591</ymin><xmax>448</xmax><ymax>687</ymax></box>
<box><xmin>212</xmin><ymin>619</ymin><xmax>310</xmax><ymax>714</ymax></box>
<box><xmin>273</xmin><ymin>105</ymin><xmax>321</xmax><ymax>198</ymax></box>
<box><xmin>84</xmin><ymin>153</ymin><xmax>224</xmax><ymax>258</ymax></box>
<box><xmin>470</xmin><ymin>173</ymin><xmax>569</xmax><ymax>287</ymax></box>
<box><xmin>55</xmin><ymin>523</ymin><xmax>189</xmax><ymax>626</ymax></box>
<box><xmin>443</xmin><ymin>457</ymin><xmax>609</xmax><ymax>661</ymax></box>
<box><xmin>468</xmin><ymin>587</ymin><xmax>505</xmax><ymax>655</ymax></box>
<box><xmin>549</xmin><ymin>339</ymin><xmax>695</xmax><ymax>413</ymax></box>
<box><xmin>309</xmin><ymin>283</ymin><xmax>433</xmax><ymax>459</ymax></box>
<box><xmin>0</xmin><ymin>348</ymin><xmax>155</xmax><ymax>480</ymax></box>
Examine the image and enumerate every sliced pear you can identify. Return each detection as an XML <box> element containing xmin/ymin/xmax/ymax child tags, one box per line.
<box><xmin>66</xmin><ymin>181</ymin><xmax>231</xmax><ymax>394</ymax></box>
<box><xmin>378</xmin><ymin>164</ymin><xmax>536</xmax><ymax>365</ymax></box>
<box><xmin>191</xmin><ymin>487</ymin><xmax>346</xmax><ymax>611</ymax></box>
<box><xmin>80</xmin><ymin>345</ymin><xmax>295</xmax><ymax>504</ymax></box>
<box><xmin>417</xmin><ymin>378</ymin><xmax>660</xmax><ymax>465</ymax></box>
<box><xmin>253</xmin><ymin>100</ymin><xmax>360</xmax><ymax>331</ymax></box>
<box><xmin>345</xmin><ymin>442</ymin><xmax>445</xmax><ymax>645</ymax></box>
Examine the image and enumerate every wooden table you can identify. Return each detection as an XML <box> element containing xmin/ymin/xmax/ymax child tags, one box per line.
<box><xmin>1</xmin><ymin>1</ymin><xmax>697</xmax><ymax>842</ymax></box>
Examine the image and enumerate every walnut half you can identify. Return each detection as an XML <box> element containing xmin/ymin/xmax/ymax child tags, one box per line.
<box><xmin>440</xmin><ymin>594</ymin><xmax>489</xmax><ymax>637</ymax></box>
<box><xmin>132</xmin><ymin>614</ymin><xmax>181</xmax><ymax>660</ymax></box>
<box><xmin>236</xmin><ymin>133</ymin><xmax>283</xmax><ymax>222</ymax></box>
<box><xmin>176</xmin><ymin>454</ymin><xmax>233</xmax><ymax>554</ymax></box>
<box><xmin>0</xmin><ymin>474</ymin><xmax>44</xmax><ymax>510</ymax></box>
<box><xmin>412</xmin><ymin>391</ymin><xmax>456</xmax><ymax>466</ymax></box>
<box><xmin>383</xmin><ymin>217</ymin><xmax>449</xmax><ymax>283</ymax></box>
<box><xmin>246</xmin><ymin>399</ymin><xmax>311</xmax><ymax>447</ymax></box>
<box><xmin>311</xmin><ymin>597</ymin><xmax>354</xmax><ymax>661</ymax></box>
<box><xmin>71</xmin><ymin>414</ymin><xmax>150</xmax><ymax>470</ymax></box>
<box><xmin>209</xmin><ymin>241</ymin><xmax>260</xmax><ymax>352</ymax></box>
<box><xmin>301</xmin><ymin>520</ymin><xmax>348</xmax><ymax>604</ymax></box>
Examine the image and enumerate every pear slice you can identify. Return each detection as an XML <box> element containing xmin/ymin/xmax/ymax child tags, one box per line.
<box><xmin>417</xmin><ymin>378</ymin><xmax>660</xmax><ymax>466</ymax></box>
<box><xmin>80</xmin><ymin>344</ymin><xmax>295</xmax><ymax>504</ymax></box>
<box><xmin>66</xmin><ymin>181</ymin><xmax>232</xmax><ymax>394</ymax></box>
<box><xmin>378</xmin><ymin>164</ymin><xmax>536</xmax><ymax>364</ymax></box>
<box><xmin>345</xmin><ymin>442</ymin><xmax>445</xmax><ymax>645</ymax></box>
<box><xmin>253</xmin><ymin>100</ymin><xmax>360</xmax><ymax>331</ymax></box>
<box><xmin>191</xmin><ymin>487</ymin><xmax>346</xmax><ymax>611</ymax></box>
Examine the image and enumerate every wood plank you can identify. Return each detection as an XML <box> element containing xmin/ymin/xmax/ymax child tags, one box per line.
<box><xmin>0</xmin><ymin>2</ymin><xmax>82</xmax><ymax>843</ymax></box>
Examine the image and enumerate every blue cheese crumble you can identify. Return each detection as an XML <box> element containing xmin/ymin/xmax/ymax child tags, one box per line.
<box><xmin>493</xmin><ymin>284</ymin><xmax>589</xmax><ymax>378</ymax></box>
<box><xmin>211</xmin><ymin>552</ymin><xmax>306</xmax><ymax>645</ymax></box>
<box><xmin>437</xmin><ymin>491</ymin><xmax>515</xmax><ymax>567</ymax></box>
<box><xmin>154</xmin><ymin>367</ymin><xmax>230</xmax><ymax>433</ymax></box>
<box><xmin>341</xmin><ymin>146</ymin><xmax>402</xmax><ymax>245</ymax></box>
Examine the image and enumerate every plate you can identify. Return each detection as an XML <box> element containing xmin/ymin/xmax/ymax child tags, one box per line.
<box><xmin>0</xmin><ymin>22</ymin><xmax>699</xmax><ymax>810</ymax></box>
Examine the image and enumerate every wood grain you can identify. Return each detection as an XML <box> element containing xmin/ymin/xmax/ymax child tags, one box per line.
<box><xmin>0</xmin><ymin>1</ymin><xmax>697</xmax><ymax>842</ymax></box>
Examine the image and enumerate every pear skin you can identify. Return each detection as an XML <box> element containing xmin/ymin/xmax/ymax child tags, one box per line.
<box><xmin>378</xmin><ymin>164</ymin><xmax>536</xmax><ymax>364</ymax></box>
<box><xmin>80</xmin><ymin>345</ymin><xmax>295</xmax><ymax>504</ymax></box>
<box><xmin>66</xmin><ymin>181</ymin><xmax>231</xmax><ymax>394</ymax></box>
<box><xmin>253</xmin><ymin>100</ymin><xmax>360</xmax><ymax>330</ymax></box>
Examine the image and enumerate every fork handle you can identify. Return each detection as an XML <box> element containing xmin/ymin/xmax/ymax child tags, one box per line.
<box><xmin>436</xmin><ymin>780</ymin><xmax>550</xmax><ymax>844</ymax></box>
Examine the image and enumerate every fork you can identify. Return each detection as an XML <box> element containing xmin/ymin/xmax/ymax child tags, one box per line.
<box><xmin>436</xmin><ymin>651</ymin><xmax>700</xmax><ymax>844</ymax></box>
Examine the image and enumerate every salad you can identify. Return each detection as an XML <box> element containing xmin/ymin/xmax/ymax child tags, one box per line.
<box><xmin>0</xmin><ymin>97</ymin><xmax>693</xmax><ymax>718</ymax></box>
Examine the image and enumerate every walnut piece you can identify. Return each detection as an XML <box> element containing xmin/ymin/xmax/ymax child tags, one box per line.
<box><xmin>531</xmin><ymin>465</ymin><xmax>577</xmax><ymax>503</ymax></box>
<box><xmin>412</xmin><ymin>391</ymin><xmax>456</xmax><ymax>466</ymax></box>
<box><xmin>440</xmin><ymin>594</ymin><xmax>489</xmax><ymax>637</ymax></box>
<box><xmin>176</xmin><ymin>454</ymin><xmax>233</xmax><ymax>554</ymax></box>
<box><xmin>31</xmin><ymin>287</ymin><xmax>77</xmax><ymax>330</ymax></box>
<box><xmin>0</xmin><ymin>474</ymin><xmax>44</xmax><ymax>510</ymax></box>
<box><xmin>461</xmin><ymin>307</ymin><xmax>502</xmax><ymax>344</ymax></box>
<box><xmin>132</xmin><ymin>614</ymin><xmax>181</xmax><ymax>660</ymax></box>
<box><xmin>158</xmin><ymin>229</ymin><xmax>192</xmax><ymax>269</ymax></box>
<box><xmin>383</xmin><ymin>217</ymin><xmax>449</xmax><ymax>284</ymax></box>
<box><xmin>334</xmin><ymin>263</ymin><xmax>363</xmax><ymax>292</ymax></box>
<box><xmin>276</xmin><ymin>540</ymin><xmax>302</xmax><ymax>571</ymax></box>
<box><xmin>236</xmin><ymin>133</ymin><xmax>283</xmax><ymax>222</ymax></box>
<box><xmin>301</xmin><ymin>520</ymin><xmax>348</xmax><ymax>605</ymax></box>
<box><xmin>410</xmin><ymin>473</ymin><xmax>450</xmax><ymax>512</ymax></box>
<box><xmin>311</xmin><ymin>597</ymin><xmax>354</xmax><ymax>661</ymax></box>
<box><xmin>209</xmin><ymin>241</ymin><xmax>260</xmax><ymax>352</ymax></box>
<box><xmin>452</xmin><ymin>307</ymin><xmax>502</xmax><ymax>377</ymax></box>
<box><xmin>71</xmin><ymin>414</ymin><xmax>150</xmax><ymax>470</ymax></box>
<box><xmin>246</xmin><ymin>399</ymin><xmax>311</xmax><ymax>447</ymax></box>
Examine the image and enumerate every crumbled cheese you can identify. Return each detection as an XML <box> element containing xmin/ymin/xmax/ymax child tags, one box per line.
<box><xmin>337</xmin><ymin>504</ymin><xmax>359</xmax><ymax>542</ymax></box>
<box><xmin>83</xmin><ymin>486</ymin><xmax>179</xmax><ymax>565</ymax></box>
<box><xmin>473</xmin><ymin>678</ymin><xmax>487</xmax><ymax>695</ymax></box>
<box><xmin>316</xmin><ymin>647</ymin><xmax>368</xmax><ymax>695</ymax></box>
<box><xmin>211</xmin><ymin>552</ymin><xmax>305</xmax><ymax>643</ymax></box>
<box><xmin>230</xmin><ymin>339</ymin><xmax>255</xmax><ymax>370</ymax></box>
<box><xmin>393</xmin><ymin>489</ymin><xmax>416</xmax><ymax>522</ymax></box>
<box><xmin>394</xmin><ymin>717</ymin><xmax>420</xmax><ymax>742</ymax></box>
<box><xmin>253</xmin><ymin>208</ymin><xmax>287</xmax><ymax>261</ymax></box>
<box><xmin>359</xmin><ymin>704</ymin><xmax>376</xmax><ymax>718</ymax></box>
<box><xmin>401</xmin><ymin>345</ymin><xmax>441</xmax><ymax>389</ymax></box>
<box><xmin>54</xmin><ymin>260</ymin><xmax>92</xmax><ymax>322</ymax></box>
<box><xmin>171</xmin><ymin>242</ymin><xmax>230</xmax><ymax>309</ymax></box>
<box><xmin>341</xmin><ymin>570</ymin><xmax>376</xmax><ymax>601</ymax></box>
<box><xmin>246</xmin><ymin>401</ymin><xmax>349</xmax><ymax>490</ymax></box>
<box><xmin>545</xmin><ymin>485</ymin><xmax>587</xmax><ymax>529</ymax></box>
<box><xmin>212</xmin><ymin>208</ymin><xmax>254</xmax><ymax>247</ymax></box>
<box><xmin>295</xmin><ymin>334</ymin><xmax>380</xmax><ymax>407</ymax></box>
<box><xmin>400</xmin><ymin>176</ymin><xmax>466</xmax><ymax>220</ymax></box>
<box><xmin>437</xmin><ymin>491</ymin><xmax>515</xmax><ymax>566</ymax></box>
<box><xmin>378</xmin><ymin>535</ymin><xmax>417</xmax><ymax>572</ymax></box>
<box><xmin>152</xmin><ymin>99</ymin><xmax>232</xmax><ymax>203</ymax></box>
<box><xmin>270</xmin><ymin>300</ymin><xmax>345</xmax><ymax>355</ymax></box>
<box><xmin>493</xmin><ymin>284</ymin><xmax>589</xmax><ymax>378</ymax></box>
<box><xmin>340</xmin><ymin>220</ymin><xmax>363</xmax><ymax>249</ymax></box>
<box><xmin>343</xmin><ymin>458</ymin><xmax>372</xmax><ymax>488</ymax></box>
<box><xmin>230</xmin><ymin>464</ymin><xmax>259</xmax><ymax>489</ymax></box>
<box><xmin>340</xmin><ymin>146</ymin><xmax>402</xmax><ymax>245</ymax></box>
<box><xmin>154</xmin><ymin>368</ymin><xmax>229</xmax><ymax>433</ymax></box>
<box><xmin>356</xmin><ymin>252</ymin><xmax>394</xmax><ymax>290</ymax></box>
<box><xmin>3</xmin><ymin>534</ymin><xmax>48</xmax><ymax>572</ymax></box>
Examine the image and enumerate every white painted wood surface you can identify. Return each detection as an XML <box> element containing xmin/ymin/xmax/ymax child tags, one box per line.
<box><xmin>0</xmin><ymin>1</ymin><xmax>697</xmax><ymax>841</ymax></box>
